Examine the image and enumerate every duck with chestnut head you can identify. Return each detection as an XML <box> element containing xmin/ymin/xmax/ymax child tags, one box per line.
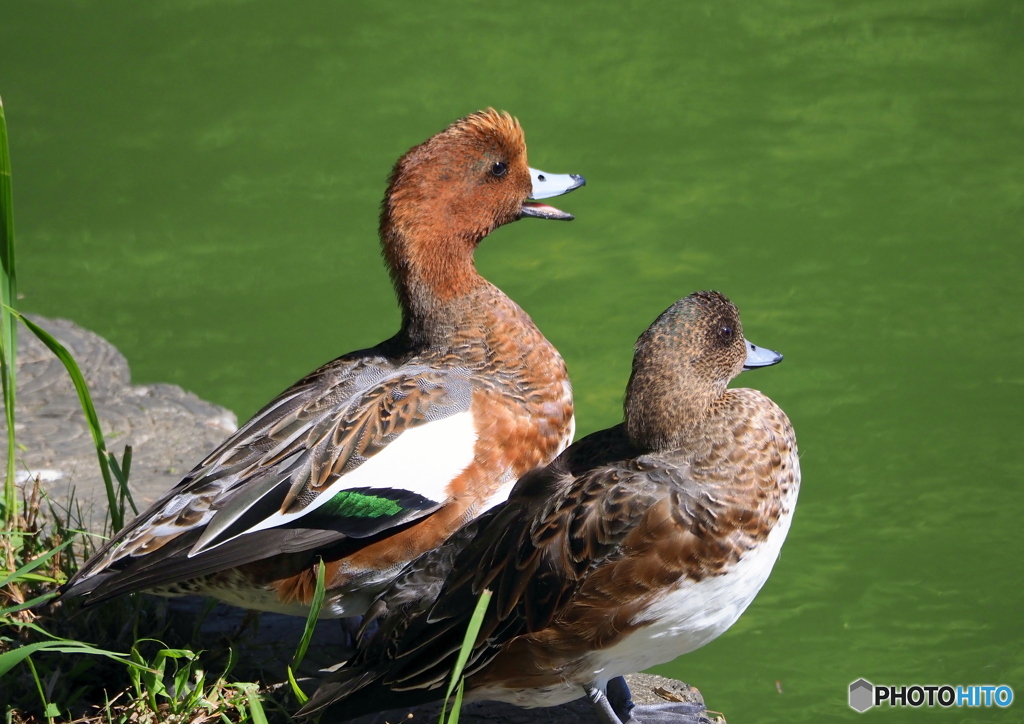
<box><xmin>59</xmin><ymin>109</ymin><xmax>585</xmax><ymax>620</ymax></box>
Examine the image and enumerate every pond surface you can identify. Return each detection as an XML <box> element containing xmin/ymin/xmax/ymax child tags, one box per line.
<box><xmin>2</xmin><ymin>1</ymin><xmax>1022</xmax><ymax>721</ymax></box>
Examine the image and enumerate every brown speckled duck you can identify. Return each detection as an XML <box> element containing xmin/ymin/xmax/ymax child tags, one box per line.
<box><xmin>301</xmin><ymin>290</ymin><xmax>800</xmax><ymax>724</ymax></box>
<box><xmin>59</xmin><ymin>109</ymin><xmax>585</xmax><ymax>618</ymax></box>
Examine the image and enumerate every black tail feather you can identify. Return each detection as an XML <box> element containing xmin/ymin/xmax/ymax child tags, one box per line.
<box><xmin>56</xmin><ymin>526</ymin><xmax>348</xmax><ymax>606</ymax></box>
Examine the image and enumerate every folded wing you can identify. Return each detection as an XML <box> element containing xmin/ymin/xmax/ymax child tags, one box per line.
<box><xmin>61</xmin><ymin>352</ymin><xmax>479</xmax><ymax>601</ymax></box>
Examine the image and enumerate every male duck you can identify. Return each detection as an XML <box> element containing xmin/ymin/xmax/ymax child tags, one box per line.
<box><xmin>59</xmin><ymin>109</ymin><xmax>585</xmax><ymax>618</ymax></box>
<box><xmin>300</xmin><ymin>291</ymin><xmax>800</xmax><ymax>724</ymax></box>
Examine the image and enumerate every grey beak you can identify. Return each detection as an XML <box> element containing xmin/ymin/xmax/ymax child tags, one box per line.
<box><xmin>528</xmin><ymin>168</ymin><xmax>586</xmax><ymax>200</ymax></box>
<box><xmin>743</xmin><ymin>339</ymin><xmax>783</xmax><ymax>370</ymax></box>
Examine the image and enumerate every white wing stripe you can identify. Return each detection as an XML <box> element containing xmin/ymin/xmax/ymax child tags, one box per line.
<box><xmin>194</xmin><ymin>411</ymin><xmax>478</xmax><ymax>550</ymax></box>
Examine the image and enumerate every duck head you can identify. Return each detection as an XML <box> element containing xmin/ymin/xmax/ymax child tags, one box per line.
<box><xmin>380</xmin><ymin>109</ymin><xmax>584</xmax><ymax>309</ymax></box>
<box><xmin>624</xmin><ymin>291</ymin><xmax>783</xmax><ymax>451</ymax></box>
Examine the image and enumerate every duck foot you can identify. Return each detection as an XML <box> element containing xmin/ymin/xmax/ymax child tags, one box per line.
<box><xmin>630</xmin><ymin>702</ymin><xmax>714</xmax><ymax>724</ymax></box>
<box><xmin>607</xmin><ymin>676</ymin><xmax>637</xmax><ymax>722</ymax></box>
<box><xmin>587</xmin><ymin>678</ymin><xmax>715</xmax><ymax>724</ymax></box>
<box><xmin>586</xmin><ymin>683</ymin><xmax>637</xmax><ymax>724</ymax></box>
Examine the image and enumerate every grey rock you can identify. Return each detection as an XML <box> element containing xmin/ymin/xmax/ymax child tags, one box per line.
<box><xmin>0</xmin><ymin>316</ymin><xmax>237</xmax><ymax>531</ymax></box>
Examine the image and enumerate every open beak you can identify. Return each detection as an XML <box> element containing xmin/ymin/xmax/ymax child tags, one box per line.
<box><xmin>521</xmin><ymin>167</ymin><xmax>586</xmax><ymax>221</ymax></box>
<box><xmin>742</xmin><ymin>339</ymin><xmax>783</xmax><ymax>370</ymax></box>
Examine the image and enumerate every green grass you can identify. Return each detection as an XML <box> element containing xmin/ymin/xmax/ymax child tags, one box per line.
<box><xmin>1</xmin><ymin>95</ymin><xmax>19</xmax><ymax>532</ymax></box>
<box><xmin>439</xmin><ymin>589</ymin><xmax>492</xmax><ymax>724</ymax></box>
<box><xmin>0</xmin><ymin>443</ymin><xmax>292</xmax><ymax>723</ymax></box>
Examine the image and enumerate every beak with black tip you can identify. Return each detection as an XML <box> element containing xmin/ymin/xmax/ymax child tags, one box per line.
<box><xmin>742</xmin><ymin>339</ymin><xmax>783</xmax><ymax>370</ymax></box>
<box><xmin>521</xmin><ymin>167</ymin><xmax>585</xmax><ymax>221</ymax></box>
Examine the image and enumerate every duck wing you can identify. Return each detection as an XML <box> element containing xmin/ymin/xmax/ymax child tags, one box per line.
<box><xmin>301</xmin><ymin>453</ymin><xmax>682</xmax><ymax>716</ymax></box>
<box><xmin>386</xmin><ymin>460</ymin><xmax>672</xmax><ymax>688</ymax></box>
<box><xmin>62</xmin><ymin>350</ymin><xmax>478</xmax><ymax>599</ymax></box>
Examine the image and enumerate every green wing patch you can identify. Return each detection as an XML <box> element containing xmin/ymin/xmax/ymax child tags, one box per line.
<box><xmin>320</xmin><ymin>490</ymin><xmax>405</xmax><ymax>519</ymax></box>
<box><xmin>298</xmin><ymin>487</ymin><xmax>442</xmax><ymax>539</ymax></box>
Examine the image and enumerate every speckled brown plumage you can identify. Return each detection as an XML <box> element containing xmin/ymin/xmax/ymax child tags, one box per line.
<box><xmin>58</xmin><ymin>110</ymin><xmax>582</xmax><ymax>618</ymax></box>
<box><xmin>301</xmin><ymin>290</ymin><xmax>800</xmax><ymax>719</ymax></box>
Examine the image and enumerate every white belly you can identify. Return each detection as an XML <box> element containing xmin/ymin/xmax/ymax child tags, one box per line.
<box><xmin>472</xmin><ymin>482</ymin><xmax>798</xmax><ymax>709</ymax></box>
<box><xmin>583</xmin><ymin>489</ymin><xmax>799</xmax><ymax>686</ymax></box>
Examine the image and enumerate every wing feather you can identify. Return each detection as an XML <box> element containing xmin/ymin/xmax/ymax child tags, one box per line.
<box><xmin>64</xmin><ymin>351</ymin><xmax>478</xmax><ymax>593</ymax></box>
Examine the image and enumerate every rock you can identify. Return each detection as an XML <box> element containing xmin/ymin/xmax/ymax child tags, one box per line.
<box><xmin>0</xmin><ymin>316</ymin><xmax>237</xmax><ymax>531</ymax></box>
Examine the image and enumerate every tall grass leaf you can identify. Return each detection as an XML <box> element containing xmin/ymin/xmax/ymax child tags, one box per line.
<box><xmin>108</xmin><ymin>445</ymin><xmax>138</xmax><ymax>515</ymax></box>
<box><xmin>290</xmin><ymin>556</ymin><xmax>326</xmax><ymax>671</ymax></box>
<box><xmin>0</xmin><ymin>640</ymin><xmax>134</xmax><ymax>677</ymax></box>
<box><xmin>0</xmin><ymin>591</ymin><xmax>57</xmax><ymax>617</ymax></box>
<box><xmin>241</xmin><ymin>683</ymin><xmax>269</xmax><ymax>724</ymax></box>
<box><xmin>439</xmin><ymin>588</ymin><xmax>492</xmax><ymax>724</ymax></box>
<box><xmin>140</xmin><ymin>649</ymin><xmax>166</xmax><ymax>711</ymax></box>
<box><xmin>0</xmin><ymin>538</ymin><xmax>73</xmax><ymax>588</ymax></box>
<box><xmin>221</xmin><ymin>645</ymin><xmax>239</xmax><ymax>682</ymax></box>
<box><xmin>0</xmin><ymin>96</ymin><xmax>19</xmax><ymax>527</ymax></box>
<box><xmin>128</xmin><ymin>646</ymin><xmax>145</xmax><ymax>700</ymax></box>
<box><xmin>286</xmin><ymin>665</ymin><xmax>308</xmax><ymax>705</ymax></box>
<box><xmin>6</xmin><ymin>309</ymin><xmax>123</xmax><ymax>531</ymax></box>
<box><xmin>448</xmin><ymin>677</ymin><xmax>466</xmax><ymax>724</ymax></box>
<box><xmin>25</xmin><ymin>655</ymin><xmax>57</xmax><ymax>724</ymax></box>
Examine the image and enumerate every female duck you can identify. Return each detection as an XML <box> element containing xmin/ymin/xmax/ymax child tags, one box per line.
<box><xmin>60</xmin><ymin>109</ymin><xmax>584</xmax><ymax>618</ymax></box>
<box><xmin>302</xmin><ymin>291</ymin><xmax>800</xmax><ymax>724</ymax></box>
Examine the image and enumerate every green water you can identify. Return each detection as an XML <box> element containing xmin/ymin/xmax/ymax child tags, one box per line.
<box><xmin>2</xmin><ymin>1</ymin><xmax>1022</xmax><ymax>721</ymax></box>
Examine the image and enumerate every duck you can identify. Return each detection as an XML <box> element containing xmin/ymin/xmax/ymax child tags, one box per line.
<box><xmin>58</xmin><ymin>109</ymin><xmax>585</xmax><ymax>619</ymax></box>
<box><xmin>300</xmin><ymin>290</ymin><xmax>800</xmax><ymax>724</ymax></box>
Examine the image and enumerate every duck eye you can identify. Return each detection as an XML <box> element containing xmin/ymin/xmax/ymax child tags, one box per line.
<box><xmin>490</xmin><ymin>161</ymin><xmax>508</xmax><ymax>178</ymax></box>
<box><xmin>719</xmin><ymin>325</ymin><xmax>734</xmax><ymax>342</ymax></box>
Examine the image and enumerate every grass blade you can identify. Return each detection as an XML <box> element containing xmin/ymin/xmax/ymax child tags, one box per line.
<box><xmin>0</xmin><ymin>590</ymin><xmax>57</xmax><ymax>616</ymax></box>
<box><xmin>0</xmin><ymin>96</ymin><xmax>18</xmax><ymax>528</ymax></box>
<box><xmin>439</xmin><ymin>588</ymin><xmax>492</xmax><ymax>724</ymax></box>
<box><xmin>448</xmin><ymin>678</ymin><xmax>466</xmax><ymax>724</ymax></box>
<box><xmin>290</xmin><ymin>556</ymin><xmax>326</xmax><ymax>671</ymax></box>
<box><xmin>286</xmin><ymin>666</ymin><xmax>308</xmax><ymax>705</ymax></box>
<box><xmin>0</xmin><ymin>538</ymin><xmax>73</xmax><ymax>588</ymax></box>
<box><xmin>0</xmin><ymin>639</ymin><xmax>135</xmax><ymax>678</ymax></box>
<box><xmin>286</xmin><ymin>556</ymin><xmax>326</xmax><ymax>703</ymax></box>
<box><xmin>25</xmin><ymin>655</ymin><xmax>58</xmax><ymax>724</ymax></box>
<box><xmin>108</xmin><ymin>445</ymin><xmax>138</xmax><ymax>515</ymax></box>
<box><xmin>5</xmin><ymin>309</ymin><xmax>123</xmax><ymax>531</ymax></box>
<box><xmin>241</xmin><ymin>683</ymin><xmax>268</xmax><ymax>724</ymax></box>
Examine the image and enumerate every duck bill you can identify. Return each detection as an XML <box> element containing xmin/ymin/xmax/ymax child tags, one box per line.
<box><xmin>742</xmin><ymin>339</ymin><xmax>783</xmax><ymax>370</ymax></box>
<box><xmin>521</xmin><ymin>167</ymin><xmax>586</xmax><ymax>221</ymax></box>
<box><xmin>521</xmin><ymin>202</ymin><xmax>575</xmax><ymax>221</ymax></box>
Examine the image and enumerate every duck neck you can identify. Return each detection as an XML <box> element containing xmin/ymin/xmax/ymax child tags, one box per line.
<box><xmin>624</xmin><ymin>368</ymin><xmax>727</xmax><ymax>457</ymax></box>
<box><xmin>380</xmin><ymin>220</ymin><xmax>490</xmax><ymax>347</ymax></box>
